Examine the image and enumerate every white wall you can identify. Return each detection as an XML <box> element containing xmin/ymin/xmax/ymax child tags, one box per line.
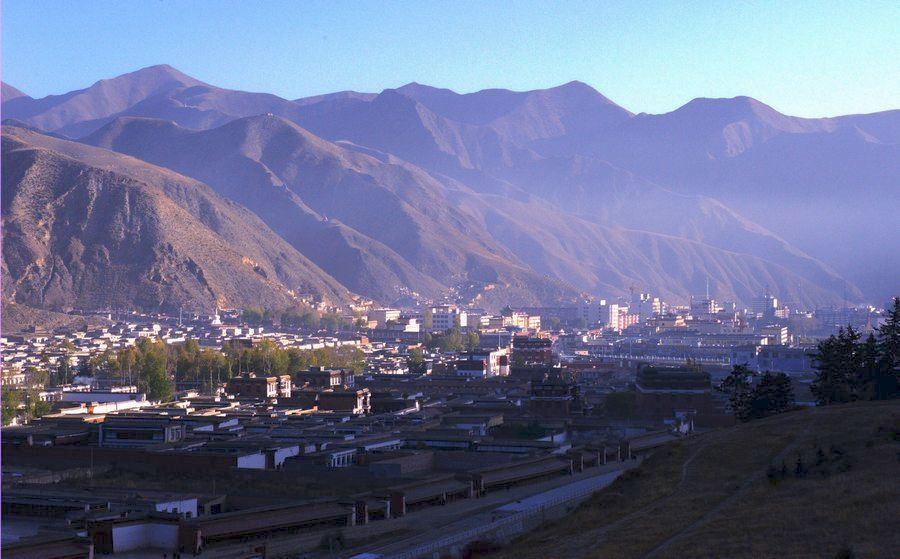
<box><xmin>237</xmin><ymin>452</ymin><xmax>267</xmax><ymax>469</ymax></box>
<box><xmin>113</xmin><ymin>522</ymin><xmax>179</xmax><ymax>552</ymax></box>
<box><xmin>273</xmin><ymin>446</ymin><xmax>301</xmax><ymax>467</ymax></box>
<box><xmin>155</xmin><ymin>497</ymin><xmax>198</xmax><ymax>518</ymax></box>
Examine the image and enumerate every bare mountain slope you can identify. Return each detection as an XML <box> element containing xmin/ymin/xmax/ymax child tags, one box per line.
<box><xmin>84</xmin><ymin>115</ymin><xmax>576</xmax><ymax>305</ymax></box>
<box><xmin>1</xmin><ymin>82</ymin><xmax>29</xmax><ymax>103</ymax></box>
<box><xmin>1</xmin><ymin>125</ymin><xmax>349</xmax><ymax>312</ymax></box>
<box><xmin>1</xmin><ymin>65</ymin><xmax>310</xmax><ymax>138</ymax></box>
<box><xmin>84</xmin><ymin>115</ymin><xmax>856</xmax><ymax>308</ymax></box>
<box><xmin>6</xmin><ymin>65</ymin><xmax>893</xmax><ymax>305</ymax></box>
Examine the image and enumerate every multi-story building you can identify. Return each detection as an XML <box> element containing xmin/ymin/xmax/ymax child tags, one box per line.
<box><xmin>634</xmin><ymin>365</ymin><xmax>729</xmax><ymax>427</ymax></box>
<box><xmin>429</xmin><ymin>306</ymin><xmax>467</xmax><ymax>331</ymax></box>
<box><xmin>512</xmin><ymin>336</ymin><xmax>553</xmax><ymax>366</ymax></box>
<box><xmin>616</xmin><ymin>310</ymin><xmax>640</xmax><ymax>332</ymax></box>
<box><xmin>759</xmin><ymin>325</ymin><xmax>789</xmax><ymax>346</ymax></box>
<box><xmin>455</xmin><ymin>346</ymin><xmax>510</xmax><ymax>377</ymax></box>
<box><xmin>751</xmin><ymin>293</ymin><xmax>779</xmax><ymax>319</ymax></box>
<box><xmin>690</xmin><ymin>297</ymin><xmax>720</xmax><ymax>319</ymax></box>
<box><xmin>295</xmin><ymin>366</ymin><xmax>355</xmax><ymax>389</ymax></box>
<box><xmin>577</xmin><ymin>299</ymin><xmax>617</xmax><ymax>327</ymax></box>
<box><xmin>226</xmin><ymin>373</ymin><xmax>292</xmax><ymax>399</ymax></box>
<box><xmin>369</xmin><ymin>308</ymin><xmax>401</xmax><ymax>328</ymax></box>
<box><xmin>504</xmin><ymin>312</ymin><xmax>541</xmax><ymax>332</ymax></box>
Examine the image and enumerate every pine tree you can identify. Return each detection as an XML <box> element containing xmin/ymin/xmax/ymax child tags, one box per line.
<box><xmin>878</xmin><ymin>297</ymin><xmax>900</xmax><ymax>370</ymax></box>
<box><xmin>858</xmin><ymin>333</ymin><xmax>880</xmax><ymax>400</ymax></box>
<box><xmin>875</xmin><ymin>297</ymin><xmax>900</xmax><ymax>399</ymax></box>
<box><xmin>769</xmin><ymin>372</ymin><xmax>795</xmax><ymax>413</ymax></box>
<box><xmin>811</xmin><ymin>327</ymin><xmax>857</xmax><ymax>405</ymax></box>
<box><xmin>838</xmin><ymin>326</ymin><xmax>863</xmax><ymax>399</ymax></box>
<box><xmin>746</xmin><ymin>371</ymin><xmax>795</xmax><ymax>419</ymax></box>
<box><xmin>719</xmin><ymin>364</ymin><xmax>753</xmax><ymax>421</ymax></box>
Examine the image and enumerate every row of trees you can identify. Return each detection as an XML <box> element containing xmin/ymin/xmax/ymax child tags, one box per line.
<box><xmin>243</xmin><ymin>304</ymin><xmax>361</xmax><ymax>330</ymax></box>
<box><xmin>719</xmin><ymin>365</ymin><xmax>796</xmax><ymax>422</ymax></box>
<box><xmin>424</xmin><ymin>328</ymin><xmax>480</xmax><ymax>353</ymax></box>
<box><xmin>811</xmin><ymin>298</ymin><xmax>900</xmax><ymax>405</ymax></box>
<box><xmin>1</xmin><ymin>367</ymin><xmax>52</xmax><ymax>425</ymax></box>
<box><xmin>21</xmin><ymin>337</ymin><xmax>367</xmax><ymax>405</ymax></box>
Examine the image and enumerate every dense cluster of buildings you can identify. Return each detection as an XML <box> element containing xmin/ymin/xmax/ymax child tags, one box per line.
<box><xmin>1</xmin><ymin>292</ymin><xmax>889</xmax><ymax>557</ymax></box>
<box><xmin>3</xmin><ymin>329</ymin><xmax>732</xmax><ymax>557</ymax></box>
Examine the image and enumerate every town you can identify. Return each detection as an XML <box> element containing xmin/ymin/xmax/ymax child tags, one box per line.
<box><xmin>1</xmin><ymin>291</ymin><xmax>892</xmax><ymax>558</ymax></box>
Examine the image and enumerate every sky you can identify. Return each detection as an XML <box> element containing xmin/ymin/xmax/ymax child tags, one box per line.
<box><xmin>2</xmin><ymin>0</ymin><xmax>898</xmax><ymax>117</ymax></box>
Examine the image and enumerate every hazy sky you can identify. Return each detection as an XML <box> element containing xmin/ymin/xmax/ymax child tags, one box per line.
<box><xmin>3</xmin><ymin>0</ymin><xmax>898</xmax><ymax>117</ymax></box>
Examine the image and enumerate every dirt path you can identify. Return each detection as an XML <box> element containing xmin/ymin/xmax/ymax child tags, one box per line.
<box><xmin>641</xmin><ymin>416</ymin><xmax>813</xmax><ymax>559</ymax></box>
<box><xmin>543</xmin><ymin>441</ymin><xmax>709</xmax><ymax>558</ymax></box>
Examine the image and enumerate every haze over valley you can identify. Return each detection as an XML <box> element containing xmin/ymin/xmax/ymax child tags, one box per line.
<box><xmin>2</xmin><ymin>64</ymin><xmax>897</xmax><ymax>313</ymax></box>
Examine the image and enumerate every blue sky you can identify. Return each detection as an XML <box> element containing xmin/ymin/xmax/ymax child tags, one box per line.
<box><xmin>3</xmin><ymin>0</ymin><xmax>898</xmax><ymax>117</ymax></box>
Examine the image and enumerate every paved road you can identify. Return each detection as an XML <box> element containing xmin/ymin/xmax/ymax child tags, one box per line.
<box><xmin>180</xmin><ymin>460</ymin><xmax>634</xmax><ymax>559</ymax></box>
<box><xmin>340</xmin><ymin>460</ymin><xmax>633</xmax><ymax>559</ymax></box>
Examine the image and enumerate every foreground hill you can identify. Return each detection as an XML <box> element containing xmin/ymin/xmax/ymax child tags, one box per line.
<box><xmin>496</xmin><ymin>401</ymin><xmax>900</xmax><ymax>559</ymax></box>
<box><xmin>1</xmin><ymin>125</ymin><xmax>349</xmax><ymax>312</ymax></box>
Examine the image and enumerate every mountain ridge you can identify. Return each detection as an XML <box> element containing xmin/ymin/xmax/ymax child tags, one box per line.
<box><xmin>2</xmin><ymin>125</ymin><xmax>350</xmax><ymax>313</ymax></box>
<box><xmin>4</xmin><ymin>64</ymin><xmax>895</xmax><ymax>307</ymax></box>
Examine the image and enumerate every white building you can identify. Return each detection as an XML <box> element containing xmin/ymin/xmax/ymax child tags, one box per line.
<box><xmin>430</xmin><ymin>306</ymin><xmax>467</xmax><ymax>331</ymax></box>
<box><xmin>370</xmin><ymin>308</ymin><xmax>401</xmax><ymax>327</ymax></box>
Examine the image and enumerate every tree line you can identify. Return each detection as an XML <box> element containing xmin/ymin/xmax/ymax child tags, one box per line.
<box><xmin>810</xmin><ymin>297</ymin><xmax>900</xmax><ymax>404</ymax></box>
<box><xmin>242</xmin><ymin>304</ymin><xmax>363</xmax><ymax>330</ymax></box>
<box><xmin>424</xmin><ymin>328</ymin><xmax>480</xmax><ymax>353</ymax></box>
<box><xmin>8</xmin><ymin>337</ymin><xmax>367</xmax><ymax>412</ymax></box>
<box><xmin>719</xmin><ymin>365</ymin><xmax>796</xmax><ymax>422</ymax></box>
<box><xmin>719</xmin><ymin>297</ymin><xmax>900</xmax><ymax>422</ymax></box>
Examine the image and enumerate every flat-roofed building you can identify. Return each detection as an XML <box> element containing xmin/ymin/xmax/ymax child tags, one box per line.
<box><xmin>226</xmin><ymin>373</ymin><xmax>291</xmax><ymax>399</ymax></box>
<box><xmin>295</xmin><ymin>366</ymin><xmax>355</xmax><ymax>388</ymax></box>
<box><xmin>634</xmin><ymin>364</ymin><xmax>729</xmax><ymax>427</ymax></box>
<box><xmin>512</xmin><ymin>336</ymin><xmax>553</xmax><ymax>366</ymax></box>
<box><xmin>99</xmin><ymin>417</ymin><xmax>186</xmax><ymax>448</ymax></box>
<box><xmin>369</xmin><ymin>308</ymin><xmax>401</xmax><ymax>327</ymax></box>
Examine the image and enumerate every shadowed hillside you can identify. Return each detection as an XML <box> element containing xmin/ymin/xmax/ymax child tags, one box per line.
<box><xmin>493</xmin><ymin>401</ymin><xmax>900</xmax><ymax>559</ymax></box>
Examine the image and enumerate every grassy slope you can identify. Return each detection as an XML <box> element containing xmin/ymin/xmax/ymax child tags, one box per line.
<box><xmin>496</xmin><ymin>401</ymin><xmax>900</xmax><ymax>559</ymax></box>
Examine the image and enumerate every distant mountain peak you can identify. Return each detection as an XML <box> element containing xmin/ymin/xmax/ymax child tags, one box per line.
<box><xmin>675</xmin><ymin>95</ymin><xmax>779</xmax><ymax>119</ymax></box>
<box><xmin>91</xmin><ymin>63</ymin><xmax>205</xmax><ymax>89</ymax></box>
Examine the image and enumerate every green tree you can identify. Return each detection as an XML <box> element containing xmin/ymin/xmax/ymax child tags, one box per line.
<box><xmin>135</xmin><ymin>338</ymin><xmax>174</xmax><ymax>401</ymax></box>
<box><xmin>117</xmin><ymin>347</ymin><xmax>138</xmax><ymax>385</ymax></box>
<box><xmin>811</xmin><ymin>327</ymin><xmax>858</xmax><ymax>405</ymax></box>
<box><xmin>407</xmin><ymin>347</ymin><xmax>427</xmax><ymax>375</ymax></box>
<box><xmin>874</xmin><ymin>297</ymin><xmax>900</xmax><ymax>399</ymax></box>
<box><xmin>175</xmin><ymin>338</ymin><xmax>201</xmax><ymax>381</ymax></box>
<box><xmin>2</xmin><ymin>389</ymin><xmax>21</xmax><ymax>425</ymax></box>
<box><xmin>423</xmin><ymin>309</ymin><xmax>433</xmax><ymax>331</ymax></box>
<box><xmin>746</xmin><ymin>371</ymin><xmax>795</xmax><ymax>420</ymax></box>
<box><xmin>878</xmin><ymin>297</ymin><xmax>900</xmax><ymax>370</ymax></box>
<box><xmin>198</xmin><ymin>349</ymin><xmax>228</xmax><ymax>393</ymax></box>
<box><xmin>719</xmin><ymin>364</ymin><xmax>753</xmax><ymax>421</ymax></box>
<box><xmin>242</xmin><ymin>306</ymin><xmax>266</xmax><ymax>325</ymax></box>
<box><xmin>464</xmin><ymin>331</ymin><xmax>480</xmax><ymax>352</ymax></box>
<box><xmin>24</xmin><ymin>367</ymin><xmax>51</xmax><ymax>421</ymax></box>
<box><xmin>427</xmin><ymin>328</ymin><xmax>464</xmax><ymax>352</ymax></box>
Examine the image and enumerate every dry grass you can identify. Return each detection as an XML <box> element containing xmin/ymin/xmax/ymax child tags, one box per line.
<box><xmin>494</xmin><ymin>401</ymin><xmax>900</xmax><ymax>559</ymax></box>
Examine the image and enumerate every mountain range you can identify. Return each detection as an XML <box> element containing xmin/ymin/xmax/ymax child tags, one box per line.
<box><xmin>3</xmin><ymin>64</ymin><xmax>896</xmax><ymax>314</ymax></box>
